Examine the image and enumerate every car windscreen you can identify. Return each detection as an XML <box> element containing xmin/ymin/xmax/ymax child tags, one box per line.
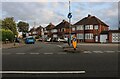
<box><xmin>27</xmin><ymin>37</ymin><xmax>34</xmax><ymax>40</ymax></box>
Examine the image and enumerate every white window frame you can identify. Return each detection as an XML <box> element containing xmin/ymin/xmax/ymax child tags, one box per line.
<box><xmin>85</xmin><ymin>25</ymin><xmax>89</xmax><ymax>30</ymax></box>
<box><xmin>90</xmin><ymin>25</ymin><xmax>93</xmax><ymax>29</ymax></box>
<box><xmin>53</xmin><ymin>34</ymin><xmax>57</xmax><ymax>38</ymax></box>
<box><xmin>76</xmin><ymin>25</ymin><xmax>83</xmax><ymax>30</ymax></box>
<box><xmin>85</xmin><ymin>33</ymin><xmax>93</xmax><ymax>39</ymax></box>
<box><xmin>51</xmin><ymin>29</ymin><xmax>57</xmax><ymax>33</ymax></box>
<box><xmin>94</xmin><ymin>25</ymin><xmax>98</xmax><ymax>30</ymax></box>
<box><xmin>85</xmin><ymin>25</ymin><xmax>93</xmax><ymax>30</ymax></box>
<box><xmin>72</xmin><ymin>27</ymin><xmax>75</xmax><ymax>31</ymax></box>
<box><xmin>77</xmin><ymin>34</ymin><xmax>84</xmax><ymax>39</ymax></box>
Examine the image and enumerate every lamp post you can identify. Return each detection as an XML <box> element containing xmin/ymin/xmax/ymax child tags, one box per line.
<box><xmin>67</xmin><ymin>0</ymin><xmax>72</xmax><ymax>46</ymax></box>
<box><xmin>14</xmin><ymin>35</ymin><xmax>17</xmax><ymax>46</ymax></box>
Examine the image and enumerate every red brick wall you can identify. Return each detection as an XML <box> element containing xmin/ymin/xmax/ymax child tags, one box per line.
<box><xmin>85</xmin><ymin>39</ymin><xmax>94</xmax><ymax>43</ymax></box>
<box><xmin>109</xmin><ymin>32</ymin><xmax>112</xmax><ymax>43</ymax></box>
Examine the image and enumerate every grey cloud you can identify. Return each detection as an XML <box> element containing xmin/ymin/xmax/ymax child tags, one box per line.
<box><xmin>2</xmin><ymin>2</ymin><xmax>118</xmax><ymax>29</ymax></box>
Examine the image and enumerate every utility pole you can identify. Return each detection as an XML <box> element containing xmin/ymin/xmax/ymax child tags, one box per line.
<box><xmin>68</xmin><ymin>0</ymin><xmax>72</xmax><ymax>46</ymax></box>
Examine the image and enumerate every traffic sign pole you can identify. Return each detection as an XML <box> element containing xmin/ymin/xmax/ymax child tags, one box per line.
<box><xmin>68</xmin><ymin>1</ymin><xmax>72</xmax><ymax>46</ymax></box>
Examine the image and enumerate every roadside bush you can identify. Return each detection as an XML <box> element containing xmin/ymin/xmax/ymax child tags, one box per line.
<box><xmin>1</xmin><ymin>29</ymin><xmax>14</xmax><ymax>42</ymax></box>
<box><xmin>35</xmin><ymin>35</ymin><xmax>40</xmax><ymax>39</ymax></box>
<box><xmin>0</xmin><ymin>29</ymin><xmax>2</xmax><ymax>41</ymax></box>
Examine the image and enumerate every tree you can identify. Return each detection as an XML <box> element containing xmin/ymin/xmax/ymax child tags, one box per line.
<box><xmin>1</xmin><ymin>29</ymin><xmax>14</xmax><ymax>42</ymax></box>
<box><xmin>2</xmin><ymin>17</ymin><xmax>18</xmax><ymax>35</ymax></box>
<box><xmin>17</xmin><ymin>21</ymin><xmax>29</xmax><ymax>33</ymax></box>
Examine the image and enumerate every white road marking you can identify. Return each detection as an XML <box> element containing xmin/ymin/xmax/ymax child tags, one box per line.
<box><xmin>57</xmin><ymin>45</ymin><xmax>62</xmax><ymax>48</ymax></box>
<box><xmin>30</xmin><ymin>53</ymin><xmax>40</xmax><ymax>55</ymax></box>
<box><xmin>117</xmin><ymin>51</ymin><xmax>120</xmax><ymax>53</ymax></box>
<box><xmin>83</xmin><ymin>51</ymin><xmax>92</xmax><ymax>54</ymax></box>
<box><xmin>57</xmin><ymin>52</ymin><xmax>67</xmax><ymax>54</ymax></box>
<box><xmin>44</xmin><ymin>53</ymin><xmax>53</xmax><ymax>55</ymax></box>
<box><xmin>93</xmin><ymin>51</ymin><xmax>103</xmax><ymax>53</ymax></box>
<box><xmin>104</xmin><ymin>51</ymin><xmax>115</xmax><ymax>53</ymax></box>
<box><xmin>0</xmin><ymin>71</ymin><xmax>85</xmax><ymax>74</ymax></box>
<box><xmin>16</xmin><ymin>53</ymin><xmax>25</xmax><ymax>55</ymax></box>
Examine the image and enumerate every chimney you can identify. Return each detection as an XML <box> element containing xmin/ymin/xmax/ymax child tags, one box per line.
<box><xmin>62</xmin><ymin>20</ymin><xmax>66</xmax><ymax>23</ymax></box>
<box><xmin>88</xmin><ymin>14</ymin><xmax>91</xmax><ymax>17</ymax></box>
<box><xmin>49</xmin><ymin>22</ymin><xmax>52</xmax><ymax>25</ymax></box>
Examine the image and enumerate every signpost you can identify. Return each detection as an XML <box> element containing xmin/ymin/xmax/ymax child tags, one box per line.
<box><xmin>67</xmin><ymin>0</ymin><xmax>72</xmax><ymax>46</ymax></box>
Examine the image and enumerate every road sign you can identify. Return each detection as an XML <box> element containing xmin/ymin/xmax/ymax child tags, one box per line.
<box><xmin>68</xmin><ymin>12</ymin><xmax>72</xmax><ymax>19</ymax></box>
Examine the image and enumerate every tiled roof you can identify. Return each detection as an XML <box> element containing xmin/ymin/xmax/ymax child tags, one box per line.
<box><xmin>45</xmin><ymin>23</ymin><xmax>55</xmax><ymax>30</ymax></box>
<box><xmin>54</xmin><ymin>20</ymin><xmax>72</xmax><ymax>29</ymax></box>
<box><xmin>35</xmin><ymin>26</ymin><xmax>43</xmax><ymax>31</ymax></box>
<box><xmin>29</xmin><ymin>27</ymin><xmax>35</xmax><ymax>32</ymax></box>
<box><xmin>74</xmin><ymin>14</ymin><xmax>109</xmax><ymax>27</ymax></box>
<box><xmin>109</xmin><ymin>30</ymin><xmax>120</xmax><ymax>33</ymax></box>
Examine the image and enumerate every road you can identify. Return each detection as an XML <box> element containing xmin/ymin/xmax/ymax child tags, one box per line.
<box><xmin>2</xmin><ymin>42</ymin><xmax>119</xmax><ymax>78</ymax></box>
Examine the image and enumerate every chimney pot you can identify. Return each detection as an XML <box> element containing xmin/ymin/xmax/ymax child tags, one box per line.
<box><xmin>88</xmin><ymin>14</ymin><xmax>91</xmax><ymax>17</ymax></box>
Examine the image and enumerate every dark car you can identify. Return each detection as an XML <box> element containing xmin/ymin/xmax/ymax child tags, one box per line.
<box><xmin>15</xmin><ymin>38</ymin><xmax>20</xmax><ymax>43</ymax></box>
<box><xmin>25</xmin><ymin>36</ymin><xmax>35</xmax><ymax>44</ymax></box>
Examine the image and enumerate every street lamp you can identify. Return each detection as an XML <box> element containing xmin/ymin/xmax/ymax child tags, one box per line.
<box><xmin>14</xmin><ymin>35</ymin><xmax>17</xmax><ymax>46</ymax></box>
<box><xmin>67</xmin><ymin>0</ymin><xmax>72</xmax><ymax>46</ymax></box>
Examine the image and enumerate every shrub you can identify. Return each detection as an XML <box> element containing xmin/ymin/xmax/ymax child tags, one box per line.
<box><xmin>1</xmin><ymin>29</ymin><xmax>14</xmax><ymax>42</ymax></box>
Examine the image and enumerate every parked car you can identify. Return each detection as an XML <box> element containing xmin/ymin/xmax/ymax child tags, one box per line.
<box><xmin>25</xmin><ymin>36</ymin><xmax>35</xmax><ymax>44</ymax></box>
<box><xmin>52</xmin><ymin>38</ymin><xmax>58</xmax><ymax>42</ymax></box>
<box><xmin>58</xmin><ymin>38</ymin><xmax>67</xmax><ymax>42</ymax></box>
<box><xmin>46</xmin><ymin>38</ymin><xmax>52</xmax><ymax>42</ymax></box>
<box><xmin>38</xmin><ymin>38</ymin><xmax>43</xmax><ymax>42</ymax></box>
<box><xmin>51</xmin><ymin>37</ymin><xmax>67</xmax><ymax>42</ymax></box>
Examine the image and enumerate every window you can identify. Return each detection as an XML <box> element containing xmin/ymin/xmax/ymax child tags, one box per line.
<box><xmin>85</xmin><ymin>25</ymin><xmax>93</xmax><ymax>30</ymax></box>
<box><xmin>72</xmin><ymin>27</ymin><xmax>75</xmax><ymax>31</ymax></box>
<box><xmin>94</xmin><ymin>25</ymin><xmax>98</xmax><ymax>30</ymax></box>
<box><xmin>90</xmin><ymin>25</ymin><xmax>93</xmax><ymax>29</ymax></box>
<box><xmin>85</xmin><ymin>33</ymin><xmax>93</xmax><ymax>39</ymax></box>
<box><xmin>59</xmin><ymin>29</ymin><xmax>61</xmax><ymax>32</ymax></box>
<box><xmin>62</xmin><ymin>28</ymin><xmax>64</xmax><ymax>32</ymax></box>
<box><xmin>76</xmin><ymin>25</ymin><xmax>83</xmax><ymax>30</ymax></box>
<box><xmin>51</xmin><ymin>29</ymin><xmax>57</xmax><ymax>33</ymax></box>
<box><xmin>53</xmin><ymin>34</ymin><xmax>57</xmax><ymax>37</ymax></box>
<box><xmin>77</xmin><ymin>34</ymin><xmax>83</xmax><ymax>39</ymax></box>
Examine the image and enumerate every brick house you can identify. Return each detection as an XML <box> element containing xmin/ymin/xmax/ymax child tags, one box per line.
<box><xmin>35</xmin><ymin>26</ymin><xmax>43</xmax><ymax>37</ymax></box>
<box><xmin>73</xmin><ymin>14</ymin><xmax>109</xmax><ymax>43</ymax></box>
<box><xmin>44</xmin><ymin>23</ymin><xmax>55</xmax><ymax>38</ymax></box>
<box><xmin>52</xmin><ymin>20</ymin><xmax>72</xmax><ymax>38</ymax></box>
<box><xmin>29</xmin><ymin>27</ymin><xmax>36</xmax><ymax>36</ymax></box>
<box><xmin>29</xmin><ymin>26</ymin><xmax>43</xmax><ymax>37</ymax></box>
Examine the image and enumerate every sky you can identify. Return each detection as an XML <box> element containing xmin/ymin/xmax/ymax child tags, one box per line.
<box><xmin>1</xmin><ymin>0</ymin><xmax>120</xmax><ymax>30</ymax></box>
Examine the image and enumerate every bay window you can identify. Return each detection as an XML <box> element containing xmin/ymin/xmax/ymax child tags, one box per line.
<box><xmin>76</xmin><ymin>25</ymin><xmax>83</xmax><ymax>30</ymax></box>
<box><xmin>85</xmin><ymin>33</ymin><xmax>93</xmax><ymax>39</ymax></box>
<box><xmin>77</xmin><ymin>34</ymin><xmax>83</xmax><ymax>39</ymax></box>
<box><xmin>85</xmin><ymin>25</ymin><xmax>93</xmax><ymax>30</ymax></box>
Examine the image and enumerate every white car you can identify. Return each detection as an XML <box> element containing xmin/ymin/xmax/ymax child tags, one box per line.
<box><xmin>57</xmin><ymin>38</ymin><xmax>67</xmax><ymax>42</ymax></box>
<box><xmin>46</xmin><ymin>38</ymin><xmax>51</xmax><ymax>42</ymax></box>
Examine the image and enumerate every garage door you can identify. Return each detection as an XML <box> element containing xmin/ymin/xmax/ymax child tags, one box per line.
<box><xmin>100</xmin><ymin>35</ymin><xmax>107</xmax><ymax>43</ymax></box>
<box><xmin>112</xmin><ymin>33</ymin><xmax>120</xmax><ymax>42</ymax></box>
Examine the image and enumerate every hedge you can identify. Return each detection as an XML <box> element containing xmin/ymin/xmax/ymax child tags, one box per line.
<box><xmin>0</xmin><ymin>29</ymin><xmax>14</xmax><ymax>42</ymax></box>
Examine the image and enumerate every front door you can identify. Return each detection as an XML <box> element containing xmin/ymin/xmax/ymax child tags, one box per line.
<box><xmin>95</xmin><ymin>36</ymin><xmax>98</xmax><ymax>42</ymax></box>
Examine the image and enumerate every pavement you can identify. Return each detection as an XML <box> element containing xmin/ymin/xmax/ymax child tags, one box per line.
<box><xmin>2</xmin><ymin>42</ymin><xmax>25</xmax><ymax>49</ymax></box>
<box><xmin>62</xmin><ymin>43</ymin><xmax>119</xmax><ymax>53</ymax></box>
